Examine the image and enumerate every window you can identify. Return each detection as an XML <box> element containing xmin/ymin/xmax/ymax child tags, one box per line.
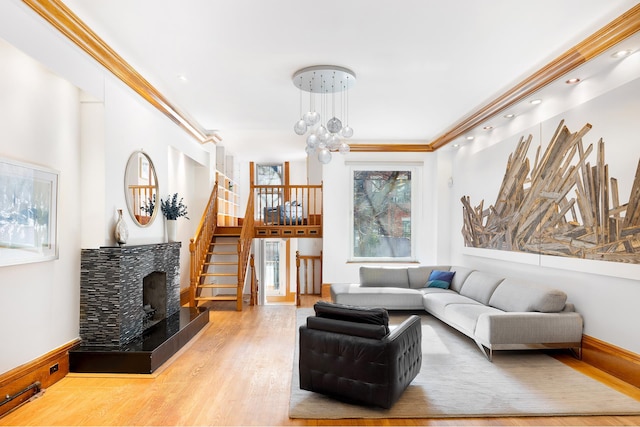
<box><xmin>350</xmin><ymin>164</ymin><xmax>420</xmax><ymax>261</ymax></box>
<box><xmin>256</xmin><ymin>164</ymin><xmax>283</xmax><ymax>208</ymax></box>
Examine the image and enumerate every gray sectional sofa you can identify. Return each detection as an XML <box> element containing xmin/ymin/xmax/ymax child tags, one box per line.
<box><xmin>330</xmin><ymin>265</ymin><xmax>583</xmax><ymax>360</ymax></box>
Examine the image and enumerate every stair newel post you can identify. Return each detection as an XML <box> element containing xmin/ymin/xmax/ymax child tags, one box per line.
<box><xmin>296</xmin><ymin>250</ymin><xmax>301</xmax><ymax>306</ymax></box>
<box><xmin>249</xmin><ymin>254</ymin><xmax>256</xmax><ymax>306</ymax></box>
<box><xmin>236</xmin><ymin>238</ymin><xmax>243</xmax><ymax>311</ymax></box>
<box><xmin>189</xmin><ymin>238</ymin><xmax>197</xmax><ymax>307</ymax></box>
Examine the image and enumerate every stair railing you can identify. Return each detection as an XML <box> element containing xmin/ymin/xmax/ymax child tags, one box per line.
<box><xmin>235</xmin><ymin>189</ymin><xmax>255</xmax><ymax>310</ymax></box>
<box><xmin>295</xmin><ymin>250</ymin><xmax>323</xmax><ymax>306</ymax></box>
<box><xmin>189</xmin><ymin>181</ymin><xmax>219</xmax><ymax>307</ymax></box>
<box><xmin>254</xmin><ymin>184</ymin><xmax>323</xmax><ymax>225</ymax></box>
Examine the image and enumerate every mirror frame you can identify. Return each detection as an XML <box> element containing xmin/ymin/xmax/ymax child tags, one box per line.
<box><xmin>124</xmin><ymin>151</ymin><xmax>159</xmax><ymax>227</ymax></box>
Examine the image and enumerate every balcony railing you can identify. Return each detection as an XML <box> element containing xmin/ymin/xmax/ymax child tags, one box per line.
<box><xmin>254</xmin><ymin>184</ymin><xmax>322</xmax><ymax>225</ymax></box>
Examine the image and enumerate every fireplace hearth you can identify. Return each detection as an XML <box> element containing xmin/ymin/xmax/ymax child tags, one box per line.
<box><xmin>71</xmin><ymin>242</ymin><xmax>208</xmax><ymax>374</ymax></box>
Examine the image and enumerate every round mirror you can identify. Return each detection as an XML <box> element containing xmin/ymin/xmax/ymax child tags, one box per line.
<box><xmin>124</xmin><ymin>151</ymin><xmax>159</xmax><ymax>227</ymax></box>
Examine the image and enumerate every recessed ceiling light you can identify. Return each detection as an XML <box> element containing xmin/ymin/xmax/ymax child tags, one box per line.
<box><xmin>611</xmin><ymin>49</ymin><xmax>632</xmax><ymax>59</ymax></box>
<box><xmin>466</xmin><ymin>136</ymin><xmax>474</xmax><ymax>141</ymax></box>
<box><xmin>453</xmin><ymin>144</ymin><xmax>460</xmax><ymax>148</ymax></box>
<box><xmin>565</xmin><ymin>78</ymin><xmax>581</xmax><ymax>84</ymax></box>
<box><xmin>177</xmin><ymin>74</ymin><xmax>188</xmax><ymax>82</ymax></box>
<box><xmin>483</xmin><ymin>126</ymin><xmax>493</xmax><ymax>130</ymax></box>
<box><xmin>530</xmin><ymin>99</ymin><xmax>542</xmax><ymax>105</ymax></box>
<box><xmin>503</xmin><ymin>113</ymin><xmax>515</xmax><ymax>119</ymax></box>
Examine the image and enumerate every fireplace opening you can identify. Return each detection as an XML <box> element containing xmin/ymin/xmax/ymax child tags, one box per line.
<box><xmin>143</xmin><ymin>271</ymin><xmax>167</xmax><ymax>330</ymax></box>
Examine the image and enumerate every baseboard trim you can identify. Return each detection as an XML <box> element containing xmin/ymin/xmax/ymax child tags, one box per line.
<box><xmin>321</xmin><ymin>283</ymin><xmax>331</xmax><ymax>298</ymax></box>
<box><xmin>582</xmin><ymin>334</ymin><xmax>640</xmax><ymax>389</ymax></box>
<box><xmin>180</xmin><ymin>287</ymin><xmax>189</xmax><ymax>306</ymax></box>
<box><xmin>0</xmin><ymin>338</ymin><xmax>80</xmax><ymax>417</ymax></box>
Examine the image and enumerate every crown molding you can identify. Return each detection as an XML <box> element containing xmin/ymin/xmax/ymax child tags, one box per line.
<box><xmin>21</xmin><ymin>0</ymin><xmax>220</xmax><ymax>144</ymax></box>
<box><xmin>348</xmin><ymin>143</ymin><xmax>433</xmax><ymax>153</ymax></box>
<box><xmin>427</xmin><ymin>3</ymin><xmax>640</xmax><ymax>151</ymax></box>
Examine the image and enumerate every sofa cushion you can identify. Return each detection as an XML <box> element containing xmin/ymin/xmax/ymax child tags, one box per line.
<box><xmin>428</xmin><ymin>270</ymin><xmax>455</xmax><ymax>286</ymax></box>
<box><xmin>426</xmin><ymin>279</ymin><xmax>450</xmax><ymax>289</ymax></box>
<box><xmin>443</xmin><ymin>303</ymin><xmax>504</xmax><ymax>335</ymax></box>
<box><xmin>422</xmin><ymin>292</ymin><xmax>481</xmax><ymax>318</ymax></box>
<box><xmin>458</xmin><ymin>271</ymin><xmax>504</xmax><ymax>305</ymax></box>
<box><xmin>449</xmin><ymin>266</ymin><xmax>475</xmax><ymax>293</ymax></box>
<box><xmin>332</xmin><ymin>284</ymin><xmax>425</xmax><ymax>310</ymax></box>
<box><xmin>407</xmin><ymin>265</ymin><xmax>450</xmax><ymax>288</ymax></box>
<box><xmin>488</xmin><ymin>278</ymin><xmax>567</xmax><ymax>313</ymax></box>
<box><xmin>359</xmin><ymin>266</ymin><xmax>409</xmax><ymax>288</ymax></box>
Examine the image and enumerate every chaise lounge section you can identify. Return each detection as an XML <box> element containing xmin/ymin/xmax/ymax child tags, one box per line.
<box><xmin>331</xmin><ymin>265</ymin><xmax>583</xmax><ymax>360</ymax></box>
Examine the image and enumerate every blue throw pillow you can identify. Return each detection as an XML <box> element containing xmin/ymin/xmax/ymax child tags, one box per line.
<box><xmin>428</xmin><ymin>270</ymin><xmax>455</xmax><ymax>286</ymax></box>
<box><xmin>427</xmin><ymin>279</ymin><xmax>450</xmax><ymax>289</ymax></box>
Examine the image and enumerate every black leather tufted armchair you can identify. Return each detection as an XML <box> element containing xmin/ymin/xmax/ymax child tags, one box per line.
<box><xmin>298</xmin><ymin>301</ymin><xmax>422</xmax><ymax>409</ymax></box>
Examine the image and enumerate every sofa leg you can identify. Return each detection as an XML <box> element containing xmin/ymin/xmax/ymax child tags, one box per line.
<box><xmin>474</xmin><ymin>340</ymin><xmax>493</xmax><ymax>362</ymax></box>
<box><xmin>570</xmin><ymin>346</ymin><xmax>582</xmax><ymax>360</ymax></box>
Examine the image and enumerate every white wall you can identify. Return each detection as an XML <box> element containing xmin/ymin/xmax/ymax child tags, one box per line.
<box><xmin>0</xmin><ymin>38</ymin><xmax>81</xmax><ymax>373</ymax></box>
<box><xmin>0</xmin><ymin>1</ymin><xmax>215</xmax><ymax>374</ymax></box>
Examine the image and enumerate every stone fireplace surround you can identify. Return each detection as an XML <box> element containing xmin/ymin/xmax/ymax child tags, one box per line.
<box><xmin>79</xmin><ymin>242</ymin><xmax>182</xmax><ymax>345</ymax></box>
<box><xmin>72</xmin><ymin>242</ymin><xmax>208</xmax><ymax>374</ymax></box>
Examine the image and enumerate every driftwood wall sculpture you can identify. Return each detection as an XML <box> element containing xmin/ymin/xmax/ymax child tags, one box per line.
<box><xmin>461</xmin><ymin>119</ymin><xmax>640</xmax><ymax>263</ymax></box>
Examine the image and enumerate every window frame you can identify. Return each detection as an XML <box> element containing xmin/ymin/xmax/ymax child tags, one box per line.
<box><xmin>348</xmin><ymin>162</ymin><xmax>421</xmax><ymax>263</ymax></box>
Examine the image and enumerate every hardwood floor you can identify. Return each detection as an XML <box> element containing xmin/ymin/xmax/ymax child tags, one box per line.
<box><xmin>1</xmin><ymin>295</ymin><xmax>639</xmax><ymax>426</ymax></box>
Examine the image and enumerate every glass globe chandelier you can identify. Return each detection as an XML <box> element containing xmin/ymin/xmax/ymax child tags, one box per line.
<box><xmin>292</xmin><ymin>65</ymin><xmax>355</xmax><ymax>164</ymax></box>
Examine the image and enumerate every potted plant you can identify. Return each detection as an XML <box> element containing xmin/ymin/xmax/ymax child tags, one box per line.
<box><xmin>160</xmin><ymin>193</ymin><xmax>189</xmax><ymax>241</ymax></box>
<box><xmin>138</xmin><ymin>194</ymin><xmax>156</xmax><ymax>225</ymax></box>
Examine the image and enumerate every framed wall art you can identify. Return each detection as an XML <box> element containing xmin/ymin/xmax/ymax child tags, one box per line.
<box><xmin>0</xmin><ymin>157</ymin><xmax>58</xmax><ymax>267</ymax></box>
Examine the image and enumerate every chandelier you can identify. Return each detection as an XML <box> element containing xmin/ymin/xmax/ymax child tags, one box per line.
<box><xmin>292</xmin><ymin>65</ymin><xmax>355</xmax><ymax>164</ymax></box>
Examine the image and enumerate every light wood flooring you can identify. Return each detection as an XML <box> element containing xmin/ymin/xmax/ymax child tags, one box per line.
<box><xmin>1</xmin><ymin>295</ymin><xmax>639</xmax><ymax>426</ymax></box>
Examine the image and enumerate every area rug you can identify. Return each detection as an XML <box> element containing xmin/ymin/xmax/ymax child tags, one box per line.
<box><xmin>289</xmin><ymin>309</ymin><xmax>640</xmax><ymax>419</ymax></box>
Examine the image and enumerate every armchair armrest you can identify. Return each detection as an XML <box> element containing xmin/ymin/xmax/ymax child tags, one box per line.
<box><xmin>384</xmin><ymin>315</ymin><xmax>422</xmax><ymax>407</ymax></box>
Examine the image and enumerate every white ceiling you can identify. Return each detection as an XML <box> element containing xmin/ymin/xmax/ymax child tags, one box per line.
<box><xmin>61</xmin><ymin>0</ymin><xmax>639</xmax><ymax>163</ymax></box>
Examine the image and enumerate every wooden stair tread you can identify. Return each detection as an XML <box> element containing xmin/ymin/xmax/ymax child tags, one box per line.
<box><xmin>196</xmin><ymin>296</ymin><xmax>238</xmax><ymax>301</ymax></box>
<box><xmin>204</xmin><ymin>261</ymin><xmax>238</xmax><ymax>266</ymax></box>
<box><xmin>213</xmin><ymin>231</ymin><xmax>242</xmax><ymax>237</ymax></box>
<box><xmin>201</xmin><ymin>272</ymin><xmax>236</xmax><ymax>277</ymax></box>
<box><xmin>198</xmin><ymin>283</ymin><xmax>238</xmax><ymax>288</ymax></box>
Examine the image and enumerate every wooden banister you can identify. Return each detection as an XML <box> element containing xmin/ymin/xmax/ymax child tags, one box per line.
<box><xmin>189</xmin><ymin>181</ymin><xmax>219</xmax><ymax>307</ymax></box>
<box><xmin>235</xmin><ymin>188</ymin><xmax>255</xmax><ymax>310</ymax></box>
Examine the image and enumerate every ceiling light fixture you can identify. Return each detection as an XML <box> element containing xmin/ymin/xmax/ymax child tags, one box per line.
<box><xmin>530</xmin><ymin>99</ymin><xmax>542</xmax><ymax>105</ymax></box>
<box><xmin>292</xmin><ymin>65</ymin><xmax>355</xmax><ymax>164</ymax></box>
<box><xmin>483</xmin><ymin>126</ymin><xmax>493</xmax><ymax>130</ymax></box>
<box><xmin>611</xmin><ymin>49</ymin><xmax>632</xmax><ymax>58</ymax></box>
<box><xmin>466</xmin><ymin>136</ymin><xmax>474</xmax><ymax>141</ymax></box>
<box><xmin>504</xmin><ymin>113</ymin><xmax>515</xmax><ymax>119</ymax></box>
<box><xmin>565</xmin><ymin>77</ymin><xmax>581</xmax><ymax>84</ymax></box>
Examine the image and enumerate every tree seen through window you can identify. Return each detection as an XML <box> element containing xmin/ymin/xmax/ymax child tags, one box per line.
<box><xmin>353</xmin><ymin>170</ymin><xmax>411</xmax><ymax>258</ymax></box>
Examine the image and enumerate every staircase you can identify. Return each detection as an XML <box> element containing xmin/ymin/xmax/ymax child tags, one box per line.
<box><xmin>194</xmin><ymin>226</ymin><xmax>243</xmax><ymax>309</ymax></box>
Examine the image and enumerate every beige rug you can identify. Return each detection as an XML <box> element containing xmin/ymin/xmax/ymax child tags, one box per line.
<box><xmin>289</xmin><ymin>309</ymin><xmax>640</xmax><ymax>419</ymax></box>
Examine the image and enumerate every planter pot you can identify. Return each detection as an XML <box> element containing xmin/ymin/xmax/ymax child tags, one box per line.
<box><xmin>166</xmin><ymin>219</ymin><xmax>178</xmax><ymax>242</ymax></box>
